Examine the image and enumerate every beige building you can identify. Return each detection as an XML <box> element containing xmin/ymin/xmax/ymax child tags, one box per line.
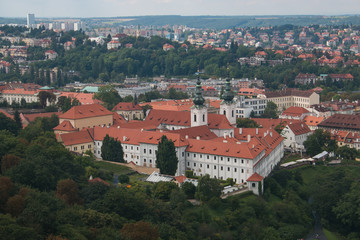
<box><xmin>112</xmin><ymin>102</ymin><xmax>144</xmax><ymax>120</ymax></box>
<box><xmin>264</xmin><ymin>89</ymin><xmax>319</xmax><ymax>112</ymax></box>
<box><xmin>59</xmin><ymin>129</ymin><xmax>94</xmax><ymax>154</ymax></box>
<box><xmin>56</xmin><ymin>104</ymin><xmax>113</xmax><ymax>133</ymax></box>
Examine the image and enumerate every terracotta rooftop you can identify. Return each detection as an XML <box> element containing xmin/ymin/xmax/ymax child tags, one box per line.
<box><xmin>54</xmin><ymin>120</ymin><xmax>77</xmax><ymax>132</ymax></box>
<box><xmin>318</xmin><ymin>114</ymin><xmax>360</xmax><ymax>131</ymax></box>
<box><xmin>287</xmin><ymin>122</ymin><xmax>312</xmax><ymax>136</ymax></box>
<box><xmin>23</xmin><ymin>112</ymin><xmax>61</xmax><ymax>123</ymax></box>
<box><xmin>303</xmin><ymin>116</ymin><xmax>324</xmax><ymax>127</ymax></box>
<box><xmin>264</xmin><ymin>88</ymin><xmax>315</xmax><ymax>98</ymax></box>
<box><xmin>60</xmin><ymin>104</ymin><xmax>113</xmax><ymax>120</ymax></box>
<box><xmin>60</xmin><ymin>129</ymin><xmax>93</xmax><ymax>146</ymax></box>
<box><xmin>247</xmin><ymin>172</ymin><xmax>264</xmax><ymax>182</ymax></box>
<box><xmin>281</xmin><ymin>106</ymin><xmax>309</xmax><ymax>117</ymax></box>
<box><xmin>170</xmin><ymin>125</ymin><xmax>218</xmax><ymax>140</ymax></box>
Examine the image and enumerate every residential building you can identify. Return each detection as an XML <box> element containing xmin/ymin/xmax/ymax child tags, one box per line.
<box><xmin>264</xmin><ymin>88</ymin><xmax>320</xmax><ymax>112</ymax></box>
<box><xmin>281</xmin><ymin>122</ymin><xmax>312</xmax><ymax>152</ymax></box>
<box><xmin>318</xmin><ymin>114</ymin><xmax>360</xmax><ymax>133</ymax></box>
<box><xmin>295</xmin><ymin>73</ymin><xmax>318</xmax><ymax>85</ymax></box>
<box><xmin>235</xmin><ymin>96</ymin><xmax>267</xmax><ymax>118</ymax></box>
<box><xmin>27</xmin><ymin>13</ymin><xmax>35</xmax><ymax>27</ymax></box>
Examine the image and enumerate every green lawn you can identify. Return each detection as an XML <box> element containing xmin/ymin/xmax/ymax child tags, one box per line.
<box><xmin>282</xmin><ymin>152</ymin><xmax>303</xmax><ymax>163</ymax></box>
<box><xmin>94</xmin><ymin>161</ymin><xmax>134</xmax><ymax>175</ymax></box>
<box><xmin>323</xmin><ymin>228</ymin><xmax>341</xmax><ymax>240</ymax></box>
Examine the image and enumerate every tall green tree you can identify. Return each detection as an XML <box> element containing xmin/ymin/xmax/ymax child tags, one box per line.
<box><xmin>14</xmin><ymin>110</ymin><xmax>22</xmax><ymax>131</ymax></box>
<box><xmin>262</xmin><ymin>101</ymin><xmax>278</xmax><ymax>119</ymax></box>
<box><xmin>156</xmin><ymin>135</ymin><xmax>178</xmax><ymax>175</ymax></box>
<box><xmin>195</xmin><ymin>174</ymin><xmax>223</xmax><ymax>202</ymax></box>
<box><xmin>303</xmin><ymin>129</ymin><xmax>337</xmax><ymax>157</ymax></box>
<box><xmin>101</xmin><ymin>134</ymin><xmax>124</xmax><ymax>163</ymax></box>
<box><xmin>236</xmin><ymin>118</ymin><xmax>260</xmax><ymax>128</ymax></box>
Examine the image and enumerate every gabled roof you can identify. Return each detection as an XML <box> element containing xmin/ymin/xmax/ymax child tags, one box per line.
<box><xmin>281</xmin><ymin>106</ymin><xmax>309</xmax><ymax>117</ymax></box>
<box><xmin>113</xmin><ymin>112</ymin><xmax>127</xmax><ymax>125</ymax></box>
<box><xmin>264</xmin><ymin>89</ymin><xmax>315</xmax><ymax>98</ymax></box>
<box><xmin>60</xmin><ymin>129</ymin><xmax>93</xmax><ymax>146</ymax></box>
<box><xmin>170</xmin><ymin>125</ymin><xmax>218</xmax><ymax>140</ymax></box>
<box><xmin>318</xmin><ymin>114</ymin><xmax>360</xmax><ymax>130</ymax></box>
<box><xmin>60</xmin><ymin>104</ymin><xmax>113</xmax><ymax>120</ymax></box>
<box><xmin>0</xmin><ymin>109</ymin><xmax>13</xmax><ymax>119</ymax></box>
<box><xmin>252</xmin><ymin>118</ymin><xmax>301</xmax><ymax>130</ymax></box>
<box><xmin>113</xmin><ymin>102</ymin><xmax>142</xmax><ymax>111</ymax></box>
<box><xmin>54</xmin><ymin>120</ymin><xmax>77</xmax><ymax>132</ymax></box>
<box><xmin>287</xmin><ymin>122</ymin><xmax>312</xmax><ymax>136</ymax></box>
<box><xmin>247</xmin><ymin>173</ymin><xmax>264</xmax><ymax>182</ymax></box>
<box><xmin>303</xmin><ymin>116</ymin><xmax>324</xmax><ymax>127</ymax></box>
<box><xmin>89</xmin><ymin>177</ymin><xmax>110</xmax><ymax>186</ymax></box>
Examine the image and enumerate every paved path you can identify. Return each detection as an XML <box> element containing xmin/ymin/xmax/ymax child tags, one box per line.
<box><xmin>305</xmin><ymin>210</ymin><xmax>327</xmax><ymax>240</ymax></box>
<box><xmin>96</xmin><ymin>159</ymin><xmax>159</xmax><ymax>175</ymax></box>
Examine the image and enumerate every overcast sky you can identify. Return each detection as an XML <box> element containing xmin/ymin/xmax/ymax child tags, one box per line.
<box><xmin>1</xmin><ymin>0</ymin><xmax>360</xmax><ymax>18</ymax></box>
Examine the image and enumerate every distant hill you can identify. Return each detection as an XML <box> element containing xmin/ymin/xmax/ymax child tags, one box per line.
<box><xmin>88</xmin><ymin>15</ymin><xmax>360</xmax><ymax>29</ymax></box>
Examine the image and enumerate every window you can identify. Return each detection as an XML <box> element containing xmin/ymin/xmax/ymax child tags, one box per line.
<box><xmin>200</xmin><ymin>154</ymin><xmax>202</xmax><ymax>158</ymax></box>
<box><xmin>221</xmin><ymin>166</ymin><xmax>223</xmax><ymax>170</ymax></box>
<box><xmin>203</xmin><ymin>114</ymin><xmax>205</xmax><ymax>122</ymax></box>
<box><xmin>187</xmin><ymin>153</ymin><xmax>190</xmax><ymax>157</ymax></box>
<box><xmin>228</xmin><ymin>167</ymin><xmax>230</xmax><ymax>171</ymax></box>
<box><xmin>227</xmin><ymin>158</ymin><xmax>230</xmax><ymax>162</ymax></box>
<box><xmin>214</xmin><ymin>156</ymin><xmax>216</xmax><ymax>160</ymax></box>
<box><xmin>234</xmin><ymin>168</ymin><xmax>237</xmax><ymax>172</ymax></box>
<box><xmin>207</xmin><ymin>155</ymin><xmax>209</xmax><ymax>159</ymax></box>
<box><xmin>149</xmin><ymin>149</ymin><xmax>152</xmax><ymax>154</ymax></box>
<box><xmin>221</xmin><ymin>157</ymin><xmax>223</xmax><ymax>161</ymax></box>
<box><xmin>234</xmin><ymin>159</ymin><xmax>237</xmax><ymax>163</ymax></box>
<box><xmin>137</xmin><ymin>147</ymin><xmax>139</xmax><ymax>150</ymax></box>
<box><xmin>207</xmin><ymin>164</ymin><xmax>209</xmax><ymax>169</ymax></box>
<box><xmin>182</xmin><ymin>152</ymin><xmax>184</xmax><ymax>157</ymax></box>
<box><xmin>200</xmin><ymin>164</ymin><xmax>202</xmax><ymax>167</ymax></box>
<box><xmin>241</xmin><ymin>160</ymin><xmax>244</xmax><ymax>164</ymax></box>
<box><xmin>81</xmin><ymin>146</ymin><xmax>84</xmax><ymax>150</ymax></box>
<box><xmin>241</xmin><ymin>169</ymin><xmax>244</xmax><ymax>173</ymax></box>
<box><xmin>144</xmin><ymin>149</ymin><xmax>146</xmax><ymax>153</ymax></box>
<box><xmin>194</xmin><ymin>163</ymin><xmax>196</xmax><ymax>167</ymax></box>
<box><xmin>214</xmin><ymin>166</ymin><xmax>216</xmax><ymax>169</ymax></box>
<box><xmin>125</xmin><ymin>146</ymin><xmax>128</xmax><ymax>149</ymax></box>
<box><xmin>88</xmin><ymin>144</ymin><xmax>91</xmax><ymax>149</ymax></box>
<box><xmin>144</xmin><ymin>159</ymin><xmax>147</xmax><ymax>162</ymax></box>
<box><xmin>74</xmin><ymin>147</ymin><xmax>77</xmax><ymax>151</ymax></box>
<box><xmin>131</xmin><ymin>146</ymin><xmax>133</xmax><ymax>150</ymax></box>
<box><xmin>252</xmin><ymin>183</ymin><xmax>256</xmax><ymax>188</ymax></box>
<box><xmin>194</xmin><ymin>154</ymin><xmax>196</xmax><ymax>158</ymax></box>
<box><xmin>194</xmin><ymin>114</ymin><xmax>197</xmax><ymax>122</ymax></box>
<box><xmin>150</xmin><ymin>160</ymin><xmax>152</xmax><ymax>163</ymax></box>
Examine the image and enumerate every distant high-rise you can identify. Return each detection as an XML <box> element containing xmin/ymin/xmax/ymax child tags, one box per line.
<box><xmin>27</xmin><ymin>13</ymin><xmax>35</xmax><ymax>27</ymax></box>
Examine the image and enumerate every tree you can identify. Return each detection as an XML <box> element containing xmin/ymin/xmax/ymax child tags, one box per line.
<box><xmin>262</xmin><ymin>101</ymin><xmax>278</xmax><ymax>119</ymax></box>
<box><xmin>94</xmin><ymin>85</ymin><xmax>122</xmax><ymax>110</ymax></box>
<box><xmin>156</xmin><ymin>135</ymin><xmax>178</xmax><ymax>176</ymax></box>
<box><xmin>181</xmin><ymin>181</ymin><xmax>196</xmax><ymax>199</ymax></box>
<box><xmin>153</xmin><ymin>181</ymin><xmax>178</xmax><ymax>200</ymax></box>
<box><xmin>195</xmin><ymin>174</ymin><xmax>223</xmax><ymax>202</ymax></box>
<box><xmin>303</xmin><ymin>129</ymin><xmax>337</xmax><ymax>157</ymax></box>
<box><xmin>1</xmin><ymin>154</ymin><xmax>21</xmax><ymax>173</ymax></box>
<box><xmin>236</xmin><ymin>118</ymin><xmax>260</xmax><ymax>128</ymax></box>
<box><xmin>55</xmin><ymin>179</ymin><xmax>83</xmax><ymax>205</ymax></box>
<box><xmin>101</xmin><ymin>134</ymin><xmax>124</xmax><ymax>163</ymax></box>
<box><xmin>336</xmin><ymin>146</ymin><xmax>359</xmax><ymax>161</ymax></box>
<box><xmin>121</xmin><ymin>221</ymin><xmax>159</xmax><ymax>240</ymax></box>
<box><xmin>0</xmin><ymin>113</ymin><xmax>19</xmax><ymax>135</ymax></box>
<box><xmin>14</xmin><ymin>110</ymin><xmax>22</xmax><ymax>131</ymax></box>
<box><xmin>38</xmin><ymin>91</ymin><xmax>56</xmax><ymax>108</ymax></box>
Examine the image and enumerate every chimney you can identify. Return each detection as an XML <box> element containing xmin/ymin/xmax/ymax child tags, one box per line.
<box><xmin>224</xmin><ymin>132</ymin><xmax>227</xmax><ymax>139</ymax></box>
<box><xmin>239</xmin><ymin>128</ymin><xmax>243</xmax><ymax>134</ymax></box>
<box><xmin>196</xmin><ymin>136</ymin><xmax>200</xmax><ymax>140</ymax></box>
<box><xmin>117</xmin><ymin>126</ymin><xmax>120</xmax><ymax>129</ymax></box>
<box><xmin>256</xmin><ymin>128</ymin><xmax>258</xmax><ymax>135</ymax></box>
<box><xmin>301</xmin><ymin>124</ymin><xmax>303</xmax><ymax>128</ymax></box>
<box><xmin>141</xmin><ymin>128</ymin><xmax>143</xmax><ymax>132</ymax></box>
<box><xmin>247</xmin><ymin>134</ymin><xmax>251</xmax><ymax>142</ymax></box>
<box><xmin>264</xmin><ymin>132</ymin><xmax>267</xmax><ymax>137</ymax></box>
<box><xmin>123</xmin><ymin>136</ymin><xmax>127</xmax><ymax>141</ymax></box>
<box><xmin>185</xmin><ymin>135</ymin><xmax>189</xmax><ymax>139</ymax></box>
<box><xmin>270</xmin><ymin>131</ymin><xmax>273</xmax><ymax>137</ymax></box>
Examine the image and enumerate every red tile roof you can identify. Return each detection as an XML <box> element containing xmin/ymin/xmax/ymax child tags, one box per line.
<box><xmin>170</xmin><ymin>125</ymin><xmax>218</xmax><ymax>140</ymax></box>
<box><xmin>60</xmin><ymin>104</ymin><xmax>113</xmax><ymax>120</ymax></box>
<box><xmin>0</xmin><ymin>109</ymin><xmax>13</xmax><ymax>119</ymax></box>
<box><xmin>264</xmin><ymin>88</ymin><xmax>314</xmax><ymax>98</ymax></box>
<box><xmin>303</xmin><ymin>116</ymin><xmax>324</xmax><ymax>127</ymax></box>
<box><xmin>54</xmin><ymin>120</ymin><xmax>77</xmax><ymax>132</ymax></box>
<box><xmin>174</xmin><ymin>175</ymin><xmax>187</xmax><ymax>183</ymax></box>
<box><xmin>287</xmin><ymin>122</ymin><xmax>312</xmax><ymax>136</ymax></box>
<box><xmin>318</xmin><ymin>114</ymin><xmax>360</xmax><ymax>131</ymax></box>
<box><xmin>247</xmin><ymin>172</ymin><xmax>264</xmax><ymax>182</ymax></box>
<box><xmin>112</xmin><ymin>112</ymin><xmax>127</xmax><ymax>125</ymax></box>
<box><xmin>23</xmin><ymin>112</ymin><xmax>61</xmax><ymax>123</ymax></box>
<box><xmin>89</xmin><ymin>177</ymin><xmax>110</xmax><ymax>186</ymax></box>
<box><xmin>60</xmin><ymin>129</ymin><xmax>93</xmax><ymax>146</ymax></box>
<box><xmin>59</xmin><ymin>92</ymin><xmax>102</xmax><ymax>105</ymax></box>
<box><xmin>281</xmin><ymin>106</ymin><xmax>309</xmax><ymax>117</ymax></box>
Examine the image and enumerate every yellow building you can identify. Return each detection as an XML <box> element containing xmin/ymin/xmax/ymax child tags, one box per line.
<box><xmin>59</xmin><ymin>129</ymin><xmax>94</xmax><ymax>154</ymax></box>
<box><xmin>264</xmin><ymin>89</ymin><xmax>319</xmax><ymax>112</ymax></box>
<box><xmin>112</xmin><ymin>102</ymin><xmax>144</xmax><ymax>120</ymax></box>
<box><xmin>55</xmin><ymin>104</ymin><xmax>113</xmax><ymax>134</ymax></box>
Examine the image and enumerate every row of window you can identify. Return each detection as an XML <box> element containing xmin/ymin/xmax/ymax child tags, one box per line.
<box><xmin>188</xmin><ymin>162</ymin><xmax>247</xmax><ymax>173</ymax></box>
<box><xmin>187</xmin><ymin>153</ymin><xmax>247</xmax><ymax>164</ymax></box>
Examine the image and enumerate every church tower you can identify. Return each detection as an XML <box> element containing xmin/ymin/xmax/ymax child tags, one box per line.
<box><xmin>220</xmin><ymin>65</ymin><xmax>236</xmax><ymax>125</ymax></box>
<box><xmin>191</xmin><ymin>70</ymin><xmax>208</xmax><ymax>127</ymax></box>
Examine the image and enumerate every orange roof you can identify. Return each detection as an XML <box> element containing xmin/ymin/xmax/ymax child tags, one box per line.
<box><xmin>89</xmin><ymin>177</ymin><xmax>110</xmax><ymax>186</ymax></box>
<box><xmin>174</xmin><ymin>175</ymin><xmax>187</xmax><ymax>183</ymax></box>
<box><xmin>170</xmin><ymin>125</ymin><xmax>218</xmax><ymax>140</ymax></box>
<box><xmin>140</xmin><ymin>99</ymin><xmax>193</xmax><ymax>112</ymax></box>
<box><xmin>0</xmin><ymin>109</ymin><xmax>13</xmax><ymax>119</ymax></box>
<box><xmin>287</xmin><ymin>122</ymin><xmax>311</xmax><ymax>136</ymax></box>
<box><xmin>54</xmin><ymin>120</ymin><xmax>77</xmax><ymax>132</ymax></box>
<box><xmin>281</xmin><ymin>106</ymin><xmax>309</xmax><ymax>117</ymax></box>
<box><xmin>113</xmin><ymin>112</ymin><xmax>127</xmax><ymax>125</ymax></box>
<box><xmin>303</xmin><ymin>116</ymin><xmax>324</xmax><ymax>126</ymax></box>
<box><xmin>2</xmin><ymin>89</ymin><xmax>38</xmax><ymax>95</ymax></box>
<box><xmin>252</xmin><ymin>118</ymin><xmax>301</xmax><ymax>130</ymax></box>
<box><xmin>24</xmin><ymin>112</ymin><xmax>61</xmax><ymax>123</ymax></box>
<box><xmin>247</xmin><ymin>172</ymin><xmax>264</xmax><ymax>182</ymax></box>
<box><xmin>113</xmin><ymin>102</ymin><xmax>142</xmax><ymax>111</ymax></box>
<box><xmin>60</xmin><ymin>104</ymin><xmax>113</xmax><ymax>120</ymax></box>
<box><xmin>59</xmin><ymin>92</ymin><xmax>102</xmax><ymax>105</ymax></box>
<box><xmin>60</xmin><ymin>129</ymin><xmax>93</xmax><ymax>146</ymax></box>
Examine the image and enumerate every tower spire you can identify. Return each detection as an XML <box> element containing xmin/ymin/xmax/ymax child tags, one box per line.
<box><xmin>222</xmin><ymin>63</ymin><xmax>234</xmax><ymax>103</ymax></box>
<box><xmin>193</xmin><ymin>67</ymin><xmax>205</xmax><ymax>107</ymax></box>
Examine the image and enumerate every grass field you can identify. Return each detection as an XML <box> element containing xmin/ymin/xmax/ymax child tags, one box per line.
<box><xmin>94</xmin><ymin>161</ymin><xmax>134</xmax><ymax>175</ymax></box>
<box><xmin>323</xmin><ymin>228</ymin><xmax>341</xmax><ymax>240</ymax></box>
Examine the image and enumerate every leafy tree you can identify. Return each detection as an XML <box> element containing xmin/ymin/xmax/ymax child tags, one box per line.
<box><xmin>236</xmin><ymin>118</ymin><xmax>260</xmax><ymax>128</ymax></box>
<box><xmin>0</xmin><ymin>214</ymin><xmax>40</xmax><ymax>240</ymax></box>
<box><xmin>336</xmin><ymin>146</ymin><xmax>359</xmax><ymax>161</ymax></box>
<box><xmin>101</xmin><ymin>134</ymin><xmax>124</xmax><ymax>163</ymax></box>
<box><xmin>80</xmin><ymin>181</ymin><xmax>110</xmax><ymax>205</ymax></box>
<box><xmin>38</xmin><ymin>91</ymin><xmax>56</xmax><ymax>108</ymax></box>
<box><xmin>0</xmin><ymin>113</ymin><xmax>19</xmax><ymax>135</ymax></box>
<box><xmin>262</xmin><ymin>101</ymin><xmax>278</xmax><ymax>119</ymax></box>
<box><xmin>0</xmin><ymin>176</ymin><xmax>13</xmax><ymax>210</ymax></box>
<box><xmin>118</xmin><ymin>174</ymin><xmax>130</xmax><ymax>184</ymax></box>
<box><xmin>181</xmin><ymin>181</ymin><xmax>196</xmax><ymax>199</ymax></box>
<box><xmin>94</xmin><ymin>85</ymin><xmax>122</xmax><ymax>110</ymax></box>
<box><xmin>14</xmin><ymin>110</ymin><xmax>22</xmax><ymax>131</ymax></box>
<box><xmin>1</xmin><ymin>154</ymin><xmax>21</xmax><ymax>173</ymax></box>
<box><xmin>55</xmin><ymin>179</ymin><xmax>83</xmax><ymax>205</ymax></box>
<box><xmin>195</xmin><ymin>174</ymin><xmax>223</xmax><ymax>202</ymax></box>
<box><xmin>153</xmin><ymin>181</ymin><xmax>178</xmax><ymax>200</ymax></box>
<box><xmin>121</xmin><ymin>221</ymin><xmax>159</xmax><ymax>240</ymax></box>
<box><xmin>156</xmin><ymin>135</ymin><xmax>178</xmax><ymax>175</ymax></box>
<box><xmin>303</xmin><ymin>129</ymin><xmax>337</xmax><ymax>157</ymax></box>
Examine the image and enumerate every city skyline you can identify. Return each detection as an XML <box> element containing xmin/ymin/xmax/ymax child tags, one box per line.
<box><xmin>1</xmin><ymin>0</ymin><xmax>360</xmax><ymax>18</ymax></box>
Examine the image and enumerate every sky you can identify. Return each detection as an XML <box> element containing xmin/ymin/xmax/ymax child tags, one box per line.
<box><xmin>1</xmin><ymin>0</ymin><xmax>360</xmax><ymax>18</ymax></box>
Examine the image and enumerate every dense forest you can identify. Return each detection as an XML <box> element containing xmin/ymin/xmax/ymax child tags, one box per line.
<box><xmin>1</xmin><ymin>112</ymin><xmax>360</xmax><ymax>239</ymax></box>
